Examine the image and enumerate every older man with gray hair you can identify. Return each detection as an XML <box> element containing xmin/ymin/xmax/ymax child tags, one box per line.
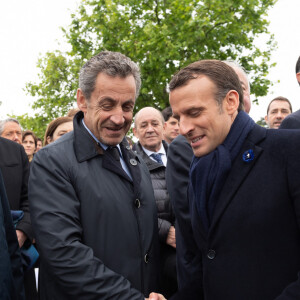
<box><xmin>29</xmin><ymin>51</ymin><xmax>159</xmax><ymax>300</ymax></box>
<box><xmin>0</xmin><ymin>118</ymin><xmax>22</xmax><ymax>144</ymax></box>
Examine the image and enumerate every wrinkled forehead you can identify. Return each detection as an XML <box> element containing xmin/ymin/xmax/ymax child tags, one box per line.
<box><xmin>136</xmin><ymin>109</ymin><xmax>164</xmax><ymax>125</ymax></box>
<box><xmin>4</xmin><ymin>121</ymin><xmax>21</xmax><ymax>131</ymax></box>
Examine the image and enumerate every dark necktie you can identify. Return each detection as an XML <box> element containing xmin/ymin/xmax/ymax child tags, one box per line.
<box><xmin>107</xmin><ymin>146</ymin><xmax>120</xmax><ymax>161</ymax></box>
<box><xmin>151</xmin><ymin>153</ymin><xmax>163</xmax><ymax>164</ymax></box>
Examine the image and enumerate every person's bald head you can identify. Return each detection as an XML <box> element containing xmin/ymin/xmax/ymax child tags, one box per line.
<box><xmin>133</xmin><ymin>107</ymin><xmax>164</xmax><ymax>152</ymax></box>
<box><xmin>223</xmin><ymin>61</ymin><xmax>251</xmax><ymax>113</ymax></box>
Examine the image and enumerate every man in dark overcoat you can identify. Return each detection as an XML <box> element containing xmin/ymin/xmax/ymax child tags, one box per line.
<box><xmin>0</xmin><ymin>169</ymin><xmax>25</xmax><ymax>299</ymax></box>
<box><xmin>29</xmin><ymin>51</ymin><xmax>159</xmax><ymax>299</ymax></box>
<box><xmin>152</xmin><ymin>59</ymin><xmax>300</xmax><ymax>300</ymax></box>
<box><xmin>0</xmin><ymin>136</ymin><xmax>37</xmax><ymax>299</ymax></box>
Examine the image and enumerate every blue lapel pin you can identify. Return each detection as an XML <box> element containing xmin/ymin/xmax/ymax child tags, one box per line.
<box><xmin>242</xmin><ymin>149</ymin><xmax>254</xmax><ymax>163</ymax></box>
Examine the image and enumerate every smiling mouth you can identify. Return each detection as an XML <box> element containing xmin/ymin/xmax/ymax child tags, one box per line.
<box><xmin>106</xmin><ymin>127</ymin><xmax>123</xmax><ymax>131</ymax></box>
<box><xmin>191</xmin><ymin>136</ymin><xmax>204</xmax><ymax>143</ymax></box>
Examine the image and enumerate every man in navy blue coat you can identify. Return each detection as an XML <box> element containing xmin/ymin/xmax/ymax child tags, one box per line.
<box><xmin>151</xmin><ymin>60</ymin><xmax>300</xmax><ymax>300</ymax></box>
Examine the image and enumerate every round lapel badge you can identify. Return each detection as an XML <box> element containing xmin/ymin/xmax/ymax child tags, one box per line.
<box><xmin>130</xmin><ymin>158</ymin><xmax>137</xmax><ymax>166</ymax></box>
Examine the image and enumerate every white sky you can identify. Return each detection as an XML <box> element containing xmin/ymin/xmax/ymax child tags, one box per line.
<box><xmin>0</xmin><ymin>0</ymin><xmax>299</xmax><ymax>122</ymax></box>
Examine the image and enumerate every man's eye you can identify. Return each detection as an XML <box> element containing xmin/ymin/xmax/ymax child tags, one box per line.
<box><xmin>123</xmin><ymin>105</ymin><xmax>133</xmax><ymax>112</ymax></box>
<box><xmin>102</xmin><ymin>105</ymin><xmax>113</xmax><ymax>110</ymax></box>
<box><xmin>190</xmin><ymin>111</ymin><xmax>200</xmax><ymax>117</ymax></box>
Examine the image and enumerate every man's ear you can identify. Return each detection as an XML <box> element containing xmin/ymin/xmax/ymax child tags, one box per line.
<box><xmin>264</xmin><ymin>115</ymin><xmax>269</xmax><ymax>124</ymax></box>
<box><xmin>296</xmin><ymin>73</ymin><xmax>300</xmax><ymax>85</ymax></box>
<box><xmin>133</xmin><ymin>127</ymin><xmax>138</xmax><ymax>138</ymax></box>
<box><xmin>163</xmin><ymin>122</ymin><xmax>167</xmax><ymax>130</ymax></box>
<box><xmin>77</xmin><ymin>89</ymin><xmax>88</xmax><ymax>112</ymax></box>
<box><xmin>224</xmin><ymin>90</ymin><xmax>239</xmax><ymax>115</ymax></box>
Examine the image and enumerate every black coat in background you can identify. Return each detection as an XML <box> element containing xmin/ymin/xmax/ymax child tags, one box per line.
<box><xmin>133</xmin><ymin>140</ymin><xmax>175</xmax><ymax>241</ymax></box>
<box><xmin>0</xmin><ymin>137</ymin><xmax>37</xmax><ymax>300</ymax></box>
<box><xmin>279</xmin><ymin>109</ymin><xmax>300</xmax><ymax>129</ymax></box>
<box><xmin>170</xmin><ymin>125</ymin><xmax>300</xmax><ymax>300</ymax></box>
<box><xmin>0</xmin><ymin>170</ymin><xmax>25</xmax><ymax>300</ymax></box>
<box><xmin>0</xmin><ymin>137</ymin><xmax>32</xmax><ymax>240</ymax></box>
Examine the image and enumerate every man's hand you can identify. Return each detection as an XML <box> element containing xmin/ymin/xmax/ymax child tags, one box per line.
<box><xmin>16</xmin><ymin>230</ymin><xmax>27</xmax><ymax>248</ymax></box>
<box><xmin>146</xmin><ymin>292</ymin><xmax>167</xmax><ymax>300</ymax></box>
<box><xmin>166</xmin><ymin>225</ymin><xmax>176</xmax><ymax>248</ymax></box>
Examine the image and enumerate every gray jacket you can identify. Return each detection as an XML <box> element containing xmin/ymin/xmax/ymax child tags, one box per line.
<box><xmin>133</xmin><ymin>141</ymin><xmax>175</xmax><ymax>243</ymax></box>
<box><xmin>29</xmin><ymin>112</ymin><xmax>159</xmax><ymax>299</ymax></box>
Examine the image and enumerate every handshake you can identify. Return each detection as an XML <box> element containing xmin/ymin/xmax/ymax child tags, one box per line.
<box><xmin>146</xmin><ymin>293</ymin><xmax>167</xmax><ymax>300</ymax></box>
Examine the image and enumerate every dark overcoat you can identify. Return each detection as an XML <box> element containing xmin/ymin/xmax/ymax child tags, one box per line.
<box><xmin>0</xmin><ymin>137</ymin><xmax>32</xmax><ymax>240</ymax></box>
<box><xmin>0</xmin><ymin>170</ymin><xmax>25</xmax><ymax>300</ymax></box>
<box><xmin>171</xmin><ymin>125</ymin><xmax>300</xmax><ymax>300</ymax></box>
<box><xmin>280</xmin><ymin>109</ymin><xmax>300</xmax><ymax>129</ymax></box>
<box><xmin>29</xmin><ymin>112</ymin><xmax>159</xmax><ymax>299</ymax></box>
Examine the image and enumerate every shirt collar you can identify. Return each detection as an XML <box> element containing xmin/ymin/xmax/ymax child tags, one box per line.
<box><xmin>82</xmin><ymin>119</ymin><xmax>122</xmax><ymax>156</ymax></box>
<box><xmin>142</xmin><ymin>142</ymin><xmax>166</xmax><ymax>157</ymax></box>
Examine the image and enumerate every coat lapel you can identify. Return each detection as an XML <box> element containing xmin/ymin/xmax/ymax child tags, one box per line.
<box><xmin>208</xmin><ymin>125</ymin><xmax>266</xmax><ymax>236</ymax></box>
<box><xmin>120</xmin><ymin>142</ymin><xmax>142</xmax><ymax>196</ymax></box>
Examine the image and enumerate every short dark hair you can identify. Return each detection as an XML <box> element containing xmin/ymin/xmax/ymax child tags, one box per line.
<box><xmin>22</xmin><ymin>130</ymin><xmax>37</xmax><ymax>148</ymax></box>
<box><xmin>79</xmin><ymin>51</ymin><xmax>141</xmax><ymax>101</ymax></box>
<box><xmin>161</xmin><ymin>106</ymin><xmax>173</xmax><ymax>122</ymax></box>
<box><xmin>169</xmin><ymin>60</ymin><xmax>244</xmax><ymax>111</ymax></box>
<box><xmin>296</xmin><ymin>56</ymin><xmax>300</xmax><ymax>74</ymax></box>
<box><xmin>266</xmin><ymin>96</ymin><xmax>293</xmax><ymax>114</ymax></box>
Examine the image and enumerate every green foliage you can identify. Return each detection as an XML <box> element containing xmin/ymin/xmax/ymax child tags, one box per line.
<box><xmin>256</xmin><ymin>116</ymin><xmax>268</xmax><ymax>128</ymax></box>
<box><xmin>23</xmin><ymin>0</ymin><xmax>277</xmax><ymax>134</ymax></box>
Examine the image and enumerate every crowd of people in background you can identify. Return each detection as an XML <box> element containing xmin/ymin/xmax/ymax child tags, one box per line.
<box><xmin>1</xmin><ymin>52</ymin><xmax>300</xmax><ymax>300</ymax></box>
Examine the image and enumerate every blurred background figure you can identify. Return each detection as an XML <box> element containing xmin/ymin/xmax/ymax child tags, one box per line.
<box><xmin>22</xmin><ymin>131</ymin><xmax>37</xmax><ymax>163</ymax></box>
<box><xmin>66</xmin><ymin>108</ymin><xmax>80</xmax><ymax>118</ymax></box>
<box><xmin>223</xmin><ymin>60</ymin><xmax>251</xmax><ymax>114</ymax></box>
<box><xmin>161</xmin><ymin>106</ymin><xmax>179</xmax><ymax>144</ymax></box>
<box><xmin>0</xmin><ymin>169</ymin><xmax>25</xmax><ymax>299</ymax></box>
<box><xmin>126</xmin><ymin>136</ymin><xmax>134</xmax><ymax>148</ymax></box>
<box><xmin>0</xmin><ymin>118</ymin><xmax>22</xmax><ymax>144</ymax></box>
<box><xmin>280</xmin><ymin>56</ymin><xmax>300</xmax><ymax>129</ymax></box>
<box><xmin>264</xmin><ymin>96</ymin><xmax>292</xmax><ymax>128</ymax></box>
<box><xmin>44</xmin><ymin>116</ymin><xmax>73</xmax><ymax>145</ymax></box>
<box><xmin>36</xmin><ymin>138</ymin><xmax>43</xmax><ymax>152</ymax></box>
<box><xmin>133</xmin><ymin>107</ymin><xmax>177</xmax><ymax>298</ymax></box>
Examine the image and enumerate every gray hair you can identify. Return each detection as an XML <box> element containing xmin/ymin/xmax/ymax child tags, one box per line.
<box><xmin>79</xmin><ymin>51</ymin><xmax>141</xmax><ymax>100</ymax></box>
<box><xmin>223</xmin><ymin>60</ymin><xmax>250</xmax><ymax>92</ymax></box>
<box><xmin>0</xmin><ymin>118</ymin><xmax>21</xmax><ymax>135</ymax></box>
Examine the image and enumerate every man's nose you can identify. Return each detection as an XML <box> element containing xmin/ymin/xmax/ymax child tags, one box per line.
<box><xmin>110</xmin><ymin>108</ymin><xmax>125</xmax><ymax>125</ymax></box>
<box><xmin>14</xmin><ymin>133</ymin><xmax>21</xmax><ymax>142</ymax></box>
<box><xmin>179</xmin><ymin>119</ymin><xmax>192</xmax><ymax>136</ymax></box>
<box><xmin>146</xmin><ymin>124</ymin><xmax>154</xmax><ymax>132</ymax></box>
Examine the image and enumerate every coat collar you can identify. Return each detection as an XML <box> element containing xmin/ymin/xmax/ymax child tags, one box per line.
<box><xmin>73</xmin><ymin>111</ymin><xmax>141</xmax><ymax>189</ymax></box>
<box><xmin>192</xmin><ymin>124</ymin><xmax>267</xmax><ymax>239</ymax></box>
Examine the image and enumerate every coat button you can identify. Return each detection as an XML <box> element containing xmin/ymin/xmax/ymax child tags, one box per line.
<box><xmin>135</xmin><ymin>199</ymin><xmax>141</xmax><ymax>208</ymax></box>
<box><xmin>130</xmin><ymin>159</ymin><xmax>137</xmax><ymax>166</ymax></box>
<box><xmin>144</xmin><ymin>253</ymin><xmax>149</xmax><ymax>263</ymax></box>
<box><xmin>207</xmin><ymin>249</ymin><xmax>216</xmax><ymax>260</ymax></box>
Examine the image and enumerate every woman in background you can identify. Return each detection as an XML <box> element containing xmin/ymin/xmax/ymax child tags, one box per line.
<box><xmin>44</xmin><ymin>116</ymin><xmax>73</xmax><ymax>146</ymax></box>
<box><xmin>22</xmin><ymin>130</ymin><xmax>37</xmax><ymax>162</ymax></box>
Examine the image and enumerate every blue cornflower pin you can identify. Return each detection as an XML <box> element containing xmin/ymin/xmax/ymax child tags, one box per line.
<box><xmin>242</xmin><ymin>149</ymin><xmax>254</xmax><ymax>163</ymax></box>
